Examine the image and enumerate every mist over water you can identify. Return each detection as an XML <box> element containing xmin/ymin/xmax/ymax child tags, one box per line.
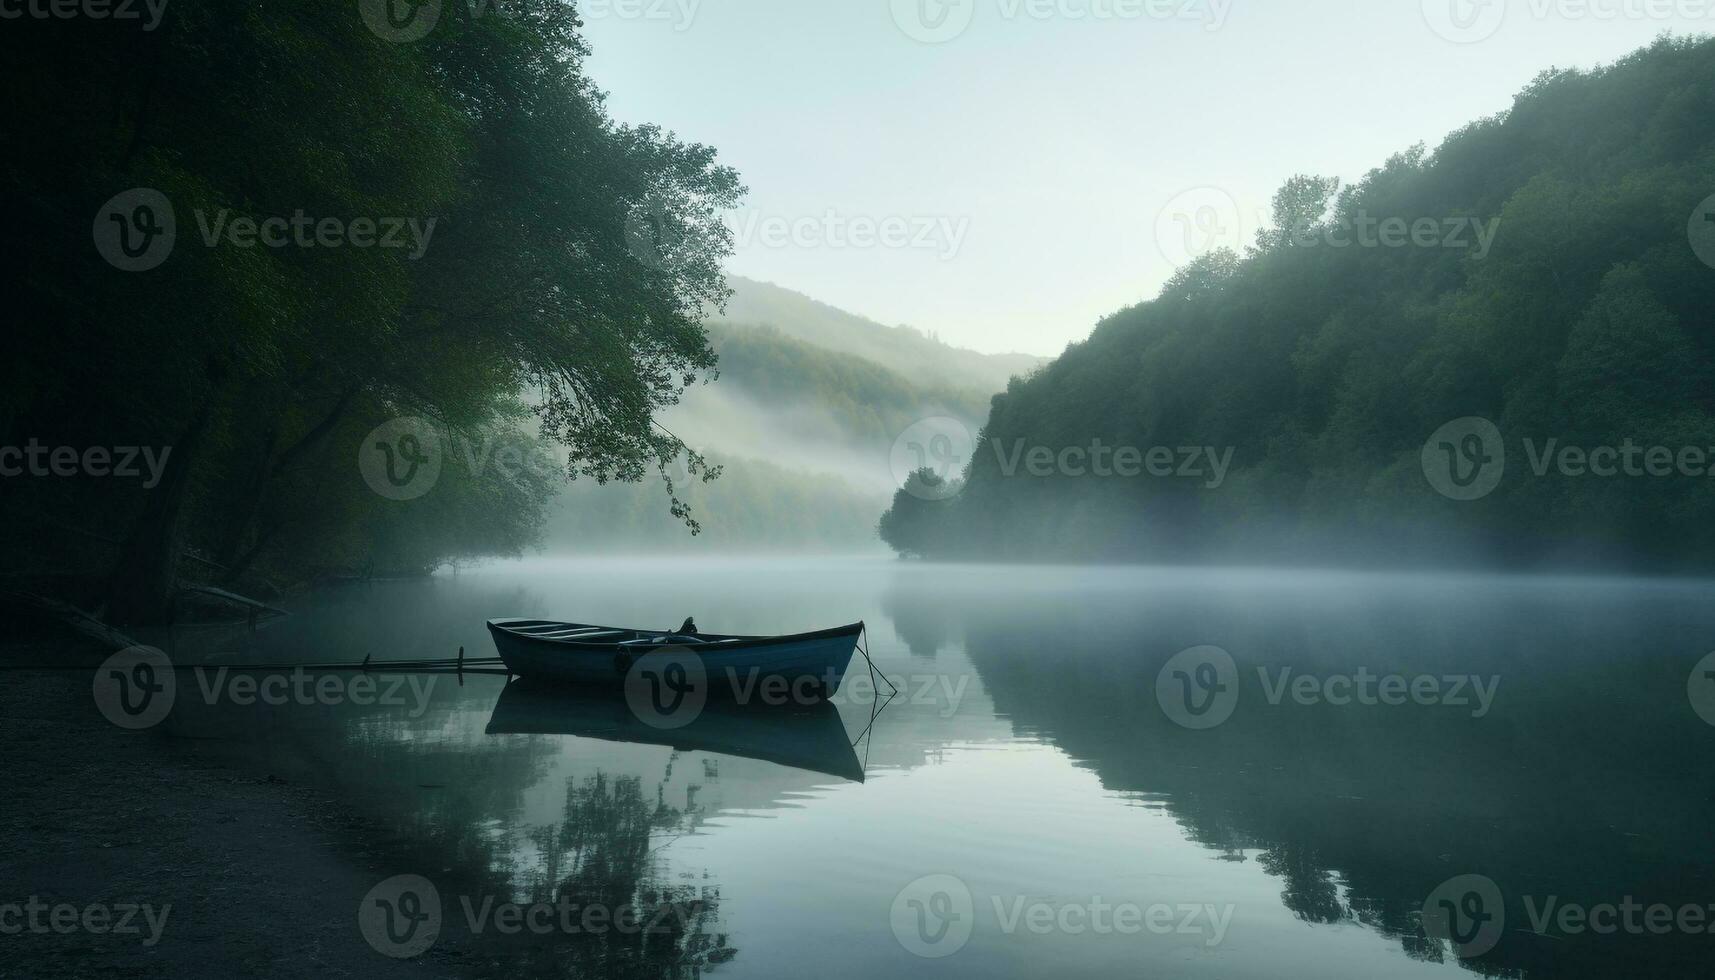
<box><xmin>660</xmin><ymin>385</ymin><xmax>904</xmax><ymax>497</ymax></box>
<box><xmin>155</xmin><ymin>556</ymin><xmax>1715</xmax><ymax>979</ymax></box>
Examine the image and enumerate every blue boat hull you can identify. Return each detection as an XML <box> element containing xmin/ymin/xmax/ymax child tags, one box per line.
<box><xmin>485</xmin><ymin>619</ymin><xmax>864</xmax><ymax>699</ymax></box>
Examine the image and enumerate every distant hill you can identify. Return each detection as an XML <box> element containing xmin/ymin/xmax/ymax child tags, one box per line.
<box><xmin>702</xmin><ymin>324</ymin><xmax>993</xmax><ymax>455</ymax></box>
<box><xmin>546</xmin><ymin>281</ymin><xmax>1027</xmax><ymax>553</ymax></box>
<box><xmin>711</xmin><ymin>276</ymin><xmax>1045</xmax><ymax>392</ymax></box>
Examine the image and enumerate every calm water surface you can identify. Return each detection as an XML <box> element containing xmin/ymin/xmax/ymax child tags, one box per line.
<box><xmin>150</xmin><ymin>558</ymin><xmax>1715</xmax><ymax>978</ymax></box>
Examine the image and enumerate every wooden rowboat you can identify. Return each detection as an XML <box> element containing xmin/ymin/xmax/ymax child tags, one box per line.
<box><xmin>485</xmin><ymin>618</ymin><xmax>865</xmax><ymax>699</ymax></box>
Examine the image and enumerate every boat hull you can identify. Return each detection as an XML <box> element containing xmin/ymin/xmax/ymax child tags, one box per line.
<box><xmin>485</xmin><ymin>619</ymin><xmax>864</xmax><ymax>699</ymax></box>
<box><xmin>485</xmin><ymin>680</ymin><xmax>864</xmax><ymax>781</ymax></box>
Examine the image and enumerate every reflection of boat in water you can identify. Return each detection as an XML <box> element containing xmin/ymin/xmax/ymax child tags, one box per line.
<box><xmin>484</xmin><ymin>679</ymin><xmax>867</xmax><ymax>782</ymax></box>
<box><xmin>486</xmin><ymin>618</ymin><xmax>864</xmax><ymax>696</ymax></box>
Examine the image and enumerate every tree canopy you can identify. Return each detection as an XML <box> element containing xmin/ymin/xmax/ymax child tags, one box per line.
<box><xmin>882</xmin><ymin>36</ymin><xmax>1715</xmax><ymax>572</ymax></box>
<box><xmin>0</xmin><ymin>0</ymin><xmax>741</xmax><ymax>620</ymax></box>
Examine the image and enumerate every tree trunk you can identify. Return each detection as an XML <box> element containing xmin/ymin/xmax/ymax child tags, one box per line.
<box><xmin>214</xmin><ymin>385</ymin><xmax>358</xmax><ymax>576</ymax></box>
<box><xmin>103</xmin><ymin>400</ymin><xmax>213</xmax><ymax>626</ymax></box>
<box><xmin>223</xmin><ymin>520</ymin><xmax>284</xmax><ymax>585</ymax></box>
<box><xmin>214</xmin><ymin>427</ymin><xmax>276</xmax><ymax>571</ymax></box>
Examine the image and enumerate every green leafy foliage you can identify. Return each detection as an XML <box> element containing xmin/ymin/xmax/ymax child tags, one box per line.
<box><xmin>0</xmin><ymin>1</ymin><xmax>740</xmax><ymax>612</ymax></box>
<box><xmin>546</xmin><ymin>320</ymin><xmax>1003</xmax><ymax>552</ymax></box>
<box><xmin>708</xmin><ymin>324</ymin><xmax>995</xmax><ymax>449</ymax></box>
<box><xmin>882</xmin><ymin>36</ymin><xmax>1715</xmax><ymax>571</ymax></box>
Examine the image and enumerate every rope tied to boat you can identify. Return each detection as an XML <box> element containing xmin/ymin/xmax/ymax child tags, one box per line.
<box><xmin>856</xmin><ymin>624</ymin><xmax>897</xmax><ymax>698</ymax></box>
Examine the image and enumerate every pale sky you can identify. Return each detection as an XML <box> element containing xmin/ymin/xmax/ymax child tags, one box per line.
<box><xmin>581</xmin><ymin>0</ymin><xmax>1713</xmax><ymax>356</ymax></box>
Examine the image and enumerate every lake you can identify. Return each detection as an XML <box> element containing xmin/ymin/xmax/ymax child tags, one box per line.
<box><xmin>143</xmin><ymin>557</ymin><xmax>1715</xmax><ymax>978</ymax></box>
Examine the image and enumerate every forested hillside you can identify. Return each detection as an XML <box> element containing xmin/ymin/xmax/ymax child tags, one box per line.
<box><xmin>546</xmin><ymin>309</ymin><xmax>1009</xmax><ymax>552</ymax></box>
<box><xmin>708</xmin><ymin>325</ymin><xmax>994</xmax><ymax>448</ymax></box>
<box><xmin>882</xmin><ymin>36</ymin><xmax>1715</xmax><ymax>571</ymax></box>
<box><xmin>714</xmin><ymin>276</ymin><xmax>1044</xmax><ymax>392</ymax></box>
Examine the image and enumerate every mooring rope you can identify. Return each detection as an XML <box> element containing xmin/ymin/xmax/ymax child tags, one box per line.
<box><xmin>856</xmin><ymin>624</ymin><xmax>898</xmax><ymax>697</ymax></box>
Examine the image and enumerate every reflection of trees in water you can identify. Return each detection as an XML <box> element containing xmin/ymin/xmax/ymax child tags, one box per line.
<box><xmin>504</xmin><ymin>772</ymin><xmax>736</xmax><ymax>977</ymax></box>
<box><xmin>946</xmin><ymin>584</ymin><xmax>1715</xmax><ymax>979</ymax></box>
<box><xmin>1347</xmin><ymin>890</ymin><xmax>1452</xmax><ymax>969</ymax></box>
<box><xmin>1256</xmin><ymin>842</ymin><xmax>1345</xmax><ymax>926</ymax></box>
<box><xmin>881</xmin><ymin>586</ymin><xmax>959</xmax><ymax>657</ymax></box>
<box><xmin>166</xmin><ymin>676</ymin><xmax>560</xmax><ymax>859</ymax></box>
<box><xmin>337</xmin><ymin>705</ymin><xmax>559</xmax><ymax>872</ymax></box>
<box><xmin>248</xmin><ymin>684</ymin><xmax>738</xmax><ymax>977</ymax></box>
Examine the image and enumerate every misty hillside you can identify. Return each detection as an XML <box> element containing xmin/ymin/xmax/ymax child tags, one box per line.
<box><xmin>546</xmin><ymin>286</ymin><xmax>1016</xmax><ymax>552</ymax></box>
<box><xmin>714</xmin><ymin>276</ymin><xmax>1046</xmax><ymax>392</ymax></box>
<box><xmin>545</xmin><ymin>450</ymin><xmax>884</xmax><ymax>553</ymax></box>
<box><xmin>704</xmin><ymin>324</ymin><xmax>994</xmax><ymax>450</ymax></box>
<box><xmin>883</xmin><ymin>36</ymin><xmax>1715</xmax><ymax>571</ymax></box>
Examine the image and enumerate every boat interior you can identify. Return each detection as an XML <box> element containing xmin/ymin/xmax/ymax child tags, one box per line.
<box><xmin>497</xmin><ymin>620</ymin><xmax>742</xmax><ymax>647</ymax></box>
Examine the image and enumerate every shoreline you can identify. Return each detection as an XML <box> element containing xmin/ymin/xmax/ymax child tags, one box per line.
<box><xmin>0</xmin><ymin>648</ymin><xmax>467</xmax><ymax>979</ymax></box>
